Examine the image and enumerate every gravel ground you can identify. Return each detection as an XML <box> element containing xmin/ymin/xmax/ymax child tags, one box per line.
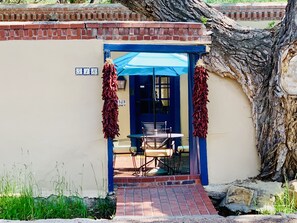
<box><xmin>0</xmin><ymin>214</ymin><xmax>296</xmax><ymax>223</ymax></box>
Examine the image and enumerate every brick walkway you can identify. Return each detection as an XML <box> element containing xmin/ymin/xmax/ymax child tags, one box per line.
<box><xmin>116</xmin><ymin>184</ymin><xmax>217</xmax><ymax>217</ymax></box>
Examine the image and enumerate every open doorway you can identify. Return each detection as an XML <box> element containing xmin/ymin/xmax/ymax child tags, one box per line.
<box><xmin>111</xmin><ymin>51</ymin><xmax>188</xmax><ymax>177</ymax></box>
<box><xmin>104</xmin><ymin>44</ymin><xmax>208</xmax><ymax>191</ymax></box>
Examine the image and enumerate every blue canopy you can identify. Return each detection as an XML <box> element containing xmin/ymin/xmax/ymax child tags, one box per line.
<box><xmin>114</xmin><ymin>52</ymin><xmax>188</xmax><ymax>76</ymax></box>
<box><xmin>113</xmin><ymin>52</ymin><xmax>188</xmax><ymax>129</ymax></box>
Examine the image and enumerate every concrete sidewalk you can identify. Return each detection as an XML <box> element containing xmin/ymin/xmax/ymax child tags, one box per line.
<box><xmin>0</xmin><ymin>214</ymin><xmax>296</xmax><ymax>223</ymax></box>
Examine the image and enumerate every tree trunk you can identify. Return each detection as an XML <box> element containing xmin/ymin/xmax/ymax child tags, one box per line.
<box><xmin>115</xmin><ymin>0</ymin><xmax>297</xmax><ymax>181</ymax></box>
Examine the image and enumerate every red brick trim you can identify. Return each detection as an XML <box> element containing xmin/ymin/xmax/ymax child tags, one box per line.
<box><xmin>114</xmin><ymin>175</ymin><xmax>201</xmax><ymax>188</ymax></box>
<box><xmin>214</xmin><ymin>3</ymin><xmax>286</xmax><ymax>21</ymax></box>
<box><xmin>0</xmin><ymin>3</ymin><xmax>286</xmax><ymax>22</ymax></box>
<box><xmin>0</xmin><ymin>21</ymin><xmax>209</xmax><ymax>42</ymax></box>
<box><xmin>0</xmin><ymin>4</ymin><xmax>147</xmax><ymax>22</ymax></box>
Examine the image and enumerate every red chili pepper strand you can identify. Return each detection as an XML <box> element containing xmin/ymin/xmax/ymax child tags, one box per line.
<box><xmin>193</xmin><ymin>66</ymin><xmax>209</xmax><ymax>138</ymax></box>
<box><xmin>102</xmin><ymin>60</ymin><xmax>120</xmax><ymax>139</ymax></box>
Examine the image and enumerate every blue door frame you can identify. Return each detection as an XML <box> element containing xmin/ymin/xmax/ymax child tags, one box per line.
<box><xmin>104</xmin><ymin>44</ymin><xmax>209</xmax><ymax>192</ymax></box>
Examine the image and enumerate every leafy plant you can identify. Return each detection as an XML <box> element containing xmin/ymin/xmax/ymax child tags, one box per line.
<box><xmin>200</xmin><ymin>16</ymin><xmax>208</xmax><ymax>25</ymax></box>
<box><xmin>267</xmin><ymin>21</ymin><xmax>276</xmax><ymax>29</ymax></box>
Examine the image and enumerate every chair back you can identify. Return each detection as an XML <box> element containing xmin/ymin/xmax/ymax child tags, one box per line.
<box><xmin>142</xmin><ymin>126</ymin><xmax>172</xmax><ymax>151</ymax></box>
<box><xmin>141</xmin><ymin>121</ymin><xmax>167</xmax><ymax>134</ymax></box>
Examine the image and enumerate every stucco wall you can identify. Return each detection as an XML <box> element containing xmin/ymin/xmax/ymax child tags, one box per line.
<box><xmin>179</xmin><ymin>72</ymin><xmax>259</xmax><ymax>184</ymax></box>
<box><xmin>0</xmin><ymin>40</ymin><xmax>107</xmax><ymax>197</ymax></box>
<box><xmin>207</xmin><ymin>74</ymin><xmax>260</xmax><ymax>184</ymax></box>
<box><xmin>180</xmin><ymin>74</ymin><xmax>189</xmax><ymax>142</ymax></box>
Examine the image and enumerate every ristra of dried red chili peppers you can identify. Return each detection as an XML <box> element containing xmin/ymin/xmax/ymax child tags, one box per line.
<box><xmin>193</xmin><ymin>65</ymin><xmax>209</xmax><ymax>138</ymax></box>
<box><xmin>102</xmin><ymin>58</ymin><xmax>120</xmax><ymax>139</ymax></box>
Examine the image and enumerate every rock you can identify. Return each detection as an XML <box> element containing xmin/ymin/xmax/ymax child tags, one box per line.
<box><xmin>234</xmin><ymin>179</ymin><xmax>282</xmax><ymax>213</ymax></box>
<box><xmin>234</xmin><ymin>179</ymin><xmax>283</xmax><ymax>196</ymax></box>
<box><xmin>255</xmin><ymin>191</ymin><xmax>276</xmax><ymax>214</ymax></box>
<box><xmin>206</xmin><ymin>179</ymin><xmax>285</xmax><ymax>214</ymax></box>
<box><xmin>226</xmin><ymin>186</ymin><xmax>254</xmax><ymax>206</ymax></box>
<box><xmin>220</xmin><ymin>186</ymin><xmax>255</xmax><ymax>213</ymax></box>
<box><xmin>204</xmin><ymin>184</ymin><xmax>230</xmax><ymax>200</ymax></box>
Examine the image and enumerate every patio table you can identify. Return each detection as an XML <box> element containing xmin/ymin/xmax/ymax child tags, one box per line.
<box><xmin>128</xmin><ymin>133</ymin><xmax>184</xmax><ymax>139</ymax></box>
<box><xmin>128</xmin><ymin>133</ymin><xmax>184</xmax><ymax>176</ymax></box>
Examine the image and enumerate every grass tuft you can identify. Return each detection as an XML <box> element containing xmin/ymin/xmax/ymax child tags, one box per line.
<box><xmin>258</xmin><ymin>180</ymin><xmax>297</xmax><ymax>215</ymax></box>
<box><xmin>0</xmin><ymin>168</ymin><xmax>115</xmax><ymax>220</ymax></box>
<box><xmin>274</xmin><ymin>181</ymin><xmax>296</xmax><ymax>214</ymax></box>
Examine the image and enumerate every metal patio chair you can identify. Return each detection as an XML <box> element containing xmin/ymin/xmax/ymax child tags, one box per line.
<box><xmin>141</xmin><ymin>125</ymin><xmax>175</xmax><ymax>176</ymax></box>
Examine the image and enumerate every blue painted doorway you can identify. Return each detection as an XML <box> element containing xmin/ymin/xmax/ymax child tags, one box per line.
<box><xmin>104</xmin><ymin>44</ymin><xmax>208</xmax><ymax>192</ymax></box>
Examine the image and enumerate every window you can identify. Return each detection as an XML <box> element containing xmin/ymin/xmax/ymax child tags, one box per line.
<box><xmin>138</xmin><ymin>76</ymin><xmax>171</xmax><ymax>114</ymax></box>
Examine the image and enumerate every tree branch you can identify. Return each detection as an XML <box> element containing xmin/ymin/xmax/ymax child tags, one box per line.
<box><xmin>116</xmin><ymin>0</ymin><xmax>273</xmax><ymax>100</ymax></box>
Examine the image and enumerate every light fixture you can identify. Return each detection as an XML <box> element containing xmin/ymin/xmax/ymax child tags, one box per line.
<box><xmin>117</xmin><ymin>76</ymin><xmax>126</xmax><ymax>90</ymax></box>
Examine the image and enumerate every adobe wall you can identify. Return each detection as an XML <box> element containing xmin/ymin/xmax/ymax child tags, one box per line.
<box><xmin>0</xmin><ymin>15</ymin><xmax>261</xmax><ymax>186</ymax></box>
<box><xmin>0</xmin><ymin>39</ymin><xmax>106</xmax><ymax>197</ymax></box>
<box><xmin>0</xmin><ymin>3</ymin><xmax>286</xmax><ymax>22</ymax></box>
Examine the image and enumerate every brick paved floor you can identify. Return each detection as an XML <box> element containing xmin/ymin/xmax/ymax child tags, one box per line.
<box><xmin>114</xmin><ymin>154</ymin><xmax>190</xmax><ymax>177</ymax></box>
<box><xmin>116</xmin><ymin>184</ymin><xmax>217</xmax><ymax>217</ymax></box>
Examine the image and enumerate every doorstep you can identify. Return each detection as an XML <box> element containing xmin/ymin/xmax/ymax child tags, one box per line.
<box><xmin>114</xmin><ymin>174</ymin><xmax>200</xmax><ymax>188</ymax></box>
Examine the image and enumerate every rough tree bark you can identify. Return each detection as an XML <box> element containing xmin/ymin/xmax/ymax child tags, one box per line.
<box><xmin>115</xmin><ymin>0</ymin><xmax>297</xmax><ymax>181</ymax></box>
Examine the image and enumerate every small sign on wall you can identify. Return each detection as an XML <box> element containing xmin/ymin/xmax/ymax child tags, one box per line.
<box><xmin>118</xmin><ymin>99</ymin><xmax>126</xmax><ymax>107</ymax></box>
<box><xmin>75</xmin><ymin>67</ymin><xmax>98</xmax><ymax>76</ymax></box>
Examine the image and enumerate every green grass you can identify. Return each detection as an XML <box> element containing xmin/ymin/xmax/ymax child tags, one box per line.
<box><xmin>0</xmin><ymin>193</ymin><xmax>88</xmax><ymax>220</ymax></box>
<box><xmin>0</xmin><ymin>169</ymin><xmax>115</xmax><ymax>220</ymax></box>
<box><xmin>0</xmin><ymin>193</ymin><xmax>115</xmax><ymax>220</ymax></box>
<box><xmin>274</xmin><ymin>182</ymin><xmax>297</xmax><ymax>214</ymax></box>
<box><xmin>258</xmin><ymin>181</ymin><xmax>297</xmax><ymax>215</ymax></box>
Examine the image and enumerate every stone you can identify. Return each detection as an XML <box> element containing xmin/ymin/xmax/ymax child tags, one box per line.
<box><xmin>255</xmin><ymin>191</ymin><xmax>276</xmax><ymax>214</ymax></box>
<box><xmin>225</xmin><ymin>185</ymin><xmax>254</xmax><ymax>206</ymax></box>
<box><xmin>235</xmin><ymin>179</ymin><xmax>283</xmax><ymax>213</ymax></box>
<box><xmin>219</xmin><ymin>185</ymin><xmax>255</xmax><ymax>213</ymax></box>
<box><xmin>207</xmin><ymin>179</ymin><xmax>285</xmax><ymax>214</ymax></box>
<box><xmin>234</xmin><ymin>179</ymin><xmax>283</xmax><ymax>196</ymax></box>
<box><xmin>204</xmin><ymin>184</ymin><xmax>230</xmax><ymax>200</ymax></box>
